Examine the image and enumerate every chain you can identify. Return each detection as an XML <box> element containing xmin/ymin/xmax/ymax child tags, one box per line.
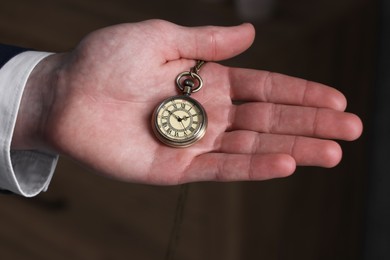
<box><xmin>165</xmin><ymin>184</ymin><xmax>189</xmax><ymax>260</ymax></box>
<box><xmin>190</xmin><ymin>60</ymin><xmax>206</xmax><ymax>77</ymax></box>
<box><xmin>165</xmin><ymin>60</ymin><xmax>206</xmax><ymax>259</ymax></box>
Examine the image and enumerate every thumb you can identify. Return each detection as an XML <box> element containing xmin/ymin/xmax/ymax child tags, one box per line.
<box><xmin>171</xmin><ymin>22</ymin><xmax>256</xmax><ymax>61</ymax></box>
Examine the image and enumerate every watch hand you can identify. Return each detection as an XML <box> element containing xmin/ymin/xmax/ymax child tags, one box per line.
<box><xmin>167</xmin><ymin>110</ymin><xmax>181</xmax><ymax>121</ymax></box>
<box><xmin>179</xmin><ymin>121</ymin><xmax>189</xmax><ymax>136</ymax></box>
<box><xmin>180</xmin><ymin>121</ymin><xmax>186</xmax><ymax>130</ymax></box>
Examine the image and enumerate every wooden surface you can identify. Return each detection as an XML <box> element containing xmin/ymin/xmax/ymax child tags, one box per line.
<box><xmin>0</xmin><ymin>0</ymin><xmax>376</xmax><ymax>259</ymax></box>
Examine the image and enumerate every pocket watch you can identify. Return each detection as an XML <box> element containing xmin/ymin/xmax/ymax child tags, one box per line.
<box><xmin>152</xmin><ymin>61</ymin><xmax>208</xmax><ymax>148</ymax></box>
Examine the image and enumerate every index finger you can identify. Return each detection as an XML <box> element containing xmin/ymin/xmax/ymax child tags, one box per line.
<box><xmin>228</xmin><ymin>68</ymin><xmax>347</xmax><ymax>111</ymax></box>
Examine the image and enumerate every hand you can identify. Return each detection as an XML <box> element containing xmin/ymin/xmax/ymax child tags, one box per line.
<box><xmin>14</xmin><ymin>20</ymin><xmax>362</xmax><ymax>184</ymax></box>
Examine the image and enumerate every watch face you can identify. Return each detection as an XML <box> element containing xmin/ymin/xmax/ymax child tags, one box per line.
<box><xmin>152</xmin><ymin>95</ymin><xmax>207</xmax><ymax>147</ymax></box>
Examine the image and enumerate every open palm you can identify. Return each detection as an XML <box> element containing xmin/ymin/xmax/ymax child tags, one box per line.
<box><xmin>43</xmin><ymin>20</ymin><xmax>362</xmax><ymax>185</ymax></box>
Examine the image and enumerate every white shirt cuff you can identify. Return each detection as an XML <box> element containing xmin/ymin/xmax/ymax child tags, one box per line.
<box><xmin>0</xmin><ymin>51</ymin><xmax>58</xmax><ymax>197</ymax></box>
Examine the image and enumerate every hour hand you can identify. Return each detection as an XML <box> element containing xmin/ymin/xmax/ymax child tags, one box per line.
<box><xmin>167</xmin><ymin>110</ymin><xmax>181</xmax><ymax>121</ymax></box>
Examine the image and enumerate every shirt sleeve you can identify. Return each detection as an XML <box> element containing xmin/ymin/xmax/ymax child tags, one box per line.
<box><xmin>0</xmin><ymin>51</ymin><xmax>58</xmax><ymax>197</ymax></box>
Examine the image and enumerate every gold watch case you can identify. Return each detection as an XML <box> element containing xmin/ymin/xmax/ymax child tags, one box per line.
<box><xmin>152</xmin><ymin>95</ymin><xmax>207</xmax><ymax>148</ymax></box>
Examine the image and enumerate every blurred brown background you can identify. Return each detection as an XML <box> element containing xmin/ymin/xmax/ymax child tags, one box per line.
<box><xmin>0</xmin><ymin>0</ymin><xmax>377</xmax><ymax>259</ymax></box>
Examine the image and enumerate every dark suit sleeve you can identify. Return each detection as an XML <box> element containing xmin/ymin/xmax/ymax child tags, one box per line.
<box><xmin>0</xmin><ymin>44</ymin><xmax>29</xmax><ymax>69</ymax></box>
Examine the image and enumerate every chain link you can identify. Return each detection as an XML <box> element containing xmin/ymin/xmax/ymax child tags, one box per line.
<box><xmin>190</xmin><ymin>60</ymin><xmax>206</xmax><ymax>76</ymax></box>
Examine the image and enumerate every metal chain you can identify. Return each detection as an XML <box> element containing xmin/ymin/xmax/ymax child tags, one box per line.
<box><xmin>190</xmin><ymin>60</ymin><xmax>206</xmax><ymax>77</ymax></box>
<box><xmin>165</xmin><ymin>184</ymin><xmax>189</xmax><ymax>260</ymax></box>
<box><xmin>165</xmin><ymin>60</ymin><xmax>205</xmax><ymax>259</ymax></box>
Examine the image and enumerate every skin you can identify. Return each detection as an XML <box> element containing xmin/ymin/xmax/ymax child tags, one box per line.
<box><xmin>11</xmin><ymin>19</ymin><xmax>363</xmax><ymax>185</ymax></box>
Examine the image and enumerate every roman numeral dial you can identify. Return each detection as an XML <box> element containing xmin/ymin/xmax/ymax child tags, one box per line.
<box><xmin>152</xmin><ymin>95</ymin><xmax>207</xmax><ymax>147</ymax></box>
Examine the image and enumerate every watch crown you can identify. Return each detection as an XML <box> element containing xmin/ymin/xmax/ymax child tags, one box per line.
<box><xmin>183</xmin><ymin>79</ymin><xmax>195</xmax><ymax>96</ymax></box>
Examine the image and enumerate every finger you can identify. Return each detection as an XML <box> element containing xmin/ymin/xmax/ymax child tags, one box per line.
<box><xmin>216</xmin><ymin>131</ymin><xmax>342</xmax><ymax>168</ymax></box>
<box><xmin>167</xmin><ymin>22</ymin><xmax>255</xmax><ymax>61</ymax></box>
<box><xmin>228</xmin><ymin>68</ymin><xmax>347</xmax><ymax>111</ymax></box>
<box><xmin>229</xmin><ymin>103</ymin><xmax>363</xmax><ymax>141</ymax></box>
<box><xmin>182</xmin><ymin>153</ymin><xmax>296</xmax><ymax>183</ymax></box>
